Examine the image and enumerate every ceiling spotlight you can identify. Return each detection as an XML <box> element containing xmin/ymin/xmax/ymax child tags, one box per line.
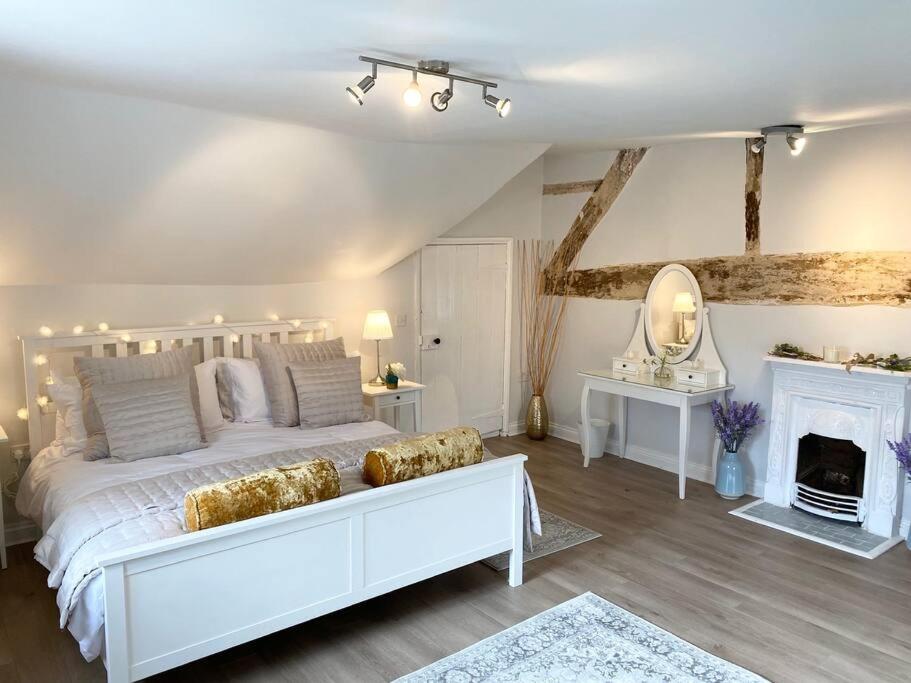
<box><xmin>758</xmin><ymin>125</ymin><xmax>806</xmax><ymax>157</ymax></box>
<box><xmin>750</xmin><ymin>137</ymin><xmax>767</xmax><ymax>154</ymax></box>
<box><xmin>402</xmin><ymin>72</ymin><xmax>422</xmax><ymax>107</ymax></box>
<box><xmin>431</xmin><ymin>84</ymin><xmax>454</xmax><ymax>112</ymax></box>
<box><xmin>483</xmin><ymin>88</ymin><xmax>511</xmax><ymax>118</ymax></box>
<box><xmin>786</xmin><ymin>133</ymin><xmax>806</xmax><ymax>156</ymax></box>
<box><xmin>346</xmin><ymin>75</ymin><xmax>375</xmax><ymax>106</ymax></box>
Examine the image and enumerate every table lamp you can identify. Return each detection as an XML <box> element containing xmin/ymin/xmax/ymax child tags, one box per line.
<box><xmin>672</xmin><ymin>291</ymin><xmax>696</xmax><ymax>343</ymax></box>
<box><xmin>363</xmin><ymin>309</ymin><xmax>393</xmax><ymax>386</ymax></box>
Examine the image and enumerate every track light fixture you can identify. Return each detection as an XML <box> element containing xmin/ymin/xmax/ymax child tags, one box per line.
<box><xmin>346</xmin><ymin>63</ymin><xmax>378</xmax><ymax>106</ymax></box>
<box><xmin>753</xmin><ymin>125</ymin><xmax>807</xmax><ymax>156</ymax></box>
<box><xmin>347</xmin><ymin>56</ymin><xmax>511</xmax><ymax>118</ymax></box>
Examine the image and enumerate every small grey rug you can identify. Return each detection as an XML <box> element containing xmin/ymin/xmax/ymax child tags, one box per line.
<box><xmin>396</xmin><ymin>592</ymin><xmax>768</xmax><ymax>682</ymax></box>
<box><xmin>482</xmin><ymin>510</ymin><xmax>601</xmax><ymax>571</ymax></box>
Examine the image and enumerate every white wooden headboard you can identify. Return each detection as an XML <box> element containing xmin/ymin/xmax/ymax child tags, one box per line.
<box><xmin>19</xmin><ymin>318</ymin><xmax>335</xmax><ymax>456</ymax></box>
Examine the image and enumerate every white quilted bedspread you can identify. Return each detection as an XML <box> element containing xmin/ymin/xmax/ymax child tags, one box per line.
<box><xmin>43</xmin><ymin>434</ymin><xmax>407</xmax><ymax>630</ymax></box>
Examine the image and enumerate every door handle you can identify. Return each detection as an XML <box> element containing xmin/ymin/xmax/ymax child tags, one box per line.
<box><xmin>420</xmin><ymin>337</ymin><xmax>442</xmax><ymax>351</ymax></box>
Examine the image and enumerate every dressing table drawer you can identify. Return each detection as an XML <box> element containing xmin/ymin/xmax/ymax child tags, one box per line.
<box><xmin>612</xmin><ymin>357</ymin><xmax>640</xmax><ymax>375</ymax></box>
<box><xmin>674</xmin><ymin>366</ymin><xmax>720</xmax><ymax>388</ymax></box>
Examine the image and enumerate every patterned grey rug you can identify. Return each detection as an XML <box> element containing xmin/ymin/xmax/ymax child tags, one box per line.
<box><xmin>396</xmin><ymin>592</ymin><xmax>768</xmax><ymax>682</ymax></box>
<box><xmin>482</xmin><ymin>510</ymin><xmax>601</xmax><ymax>571</ymax></box>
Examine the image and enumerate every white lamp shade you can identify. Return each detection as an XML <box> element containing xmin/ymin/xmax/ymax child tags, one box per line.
<box><xmin>363</xmin><ymin>309</ymin><xmax>393</xmax><ymax>340</ymax></box>
<box><xmin>672</xmin><ymin>291</ymin><xmax>696</xmax><ymax>313</ymax></box>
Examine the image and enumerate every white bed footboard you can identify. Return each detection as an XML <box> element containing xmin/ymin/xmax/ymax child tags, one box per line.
<box><xmin>99</xmin><ymin>454</ymin><xmax>527</xmax><ymax>682</ymax></box>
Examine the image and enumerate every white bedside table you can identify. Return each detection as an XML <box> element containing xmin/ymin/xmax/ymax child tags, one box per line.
<box><xmin>362</xmin><ymin>381</ymin><xmax>426</xmax><ymax>432</ymax></box>
<box><xmin>0</xmin><ymin>425</ymin><xmax>8</xmax><ymax>570</ymax></box>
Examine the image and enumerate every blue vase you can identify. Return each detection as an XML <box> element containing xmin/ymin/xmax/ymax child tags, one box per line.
<box><xmin>715</xmin><ymin>450</ymin><xmax>745</xmax><ymax>500</ymax></box>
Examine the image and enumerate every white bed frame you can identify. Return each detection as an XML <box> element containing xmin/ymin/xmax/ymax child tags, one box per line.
<box><xmin>20</xmin><ymin>318</ymin><xmax>526</xmax><ymax>682</ymax></box>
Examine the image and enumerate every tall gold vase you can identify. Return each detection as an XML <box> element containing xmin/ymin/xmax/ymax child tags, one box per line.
<box><xmin>525</xmin><ymin>394</ymin><xmax>549</xmax><ymax>440</ymax></box>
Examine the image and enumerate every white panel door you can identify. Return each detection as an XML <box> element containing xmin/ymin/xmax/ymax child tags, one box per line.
<box><xmin>420</xmin><ymin>243</ymin><xmax>508</xmax><ymax>436</ymax></box>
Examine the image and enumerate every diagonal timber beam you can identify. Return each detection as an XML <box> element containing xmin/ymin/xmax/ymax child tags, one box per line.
<box><xmin>544</xmin><ymin>147</ymin><xmax>648</xmax><ymax>278</ymax></box>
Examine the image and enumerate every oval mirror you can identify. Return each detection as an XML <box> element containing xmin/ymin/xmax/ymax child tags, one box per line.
<box><xmin>644</xmin><ymin>263</ymin><xmax>704</xmax><ymax>363</ymax></box>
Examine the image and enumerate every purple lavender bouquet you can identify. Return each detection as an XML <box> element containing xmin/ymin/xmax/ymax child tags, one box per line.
<box><xmin>887</xmin><ymin>435</ymin><xmax>911</xmax><ymax>476</ymax></box>
<box><xmin>711</xmin><ymin>400</ymin><xmax>764</xmax><ymax>453</ymax></box>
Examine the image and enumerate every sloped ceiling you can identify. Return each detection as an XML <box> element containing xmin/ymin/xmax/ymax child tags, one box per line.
<box><xmin>1</xmin><ymin>2</ymin><xmax>910</xmax><ymax>285</ymax></box>
<box><xmin>0</xmin><ymin>75</ymin><xmax>547</xmax><ymax>284</ymax></box>
<box><xmin>0</xmin><ymin>1</ymin><xmax>910</xmax><ymax>147</ymax></box>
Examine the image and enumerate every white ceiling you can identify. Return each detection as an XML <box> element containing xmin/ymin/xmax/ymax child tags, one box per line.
<box><xmin>1</xmin><ymin>1</ymin><xmax>910</xmax><ymax>149</ymax></box>
<box><xmin>0</xmin><ymin>75</ymin><xmax>545</xmax><ymax>285</ymax></box>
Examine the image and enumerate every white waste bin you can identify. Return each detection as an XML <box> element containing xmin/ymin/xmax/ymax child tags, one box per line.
<box><xmin>578</xmin><ymin>418</ymin><xmax>610</xmax><ymax>466</ymax></box>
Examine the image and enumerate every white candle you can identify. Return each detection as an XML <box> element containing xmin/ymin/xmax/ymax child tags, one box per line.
<box><xmin>823</xmin><ymin>346</ymin><xmax>839</xmax><ymax>363</ymax></box>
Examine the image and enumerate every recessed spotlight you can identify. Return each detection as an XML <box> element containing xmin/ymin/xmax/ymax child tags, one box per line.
<box><xmin>750</xmin><ymin>137</ymin><xmax>767</xmax><ymax>154</ymax></box>
<box><xmin>346</xmin><ymin>75</ymin><xmax>375</xmax><ymax>106</ymax></box>
<box><xmin>431</xmin><ymin>84</ymin><xmax>453</xmax><ymax>112</ymax></box>
<box><xmin>786</xmin><ymin>133</ymin><xmax>806</xmax><ymax>156</ymax></box>
<box><xmin>402</xmin><ymin>72</ymin><xmax>422</xmax><ymax>107</ymax></box>
<box><xmin>484</xmin><ymin>94</ymin><xmax>511</xmax><ymax>118</ymax></box>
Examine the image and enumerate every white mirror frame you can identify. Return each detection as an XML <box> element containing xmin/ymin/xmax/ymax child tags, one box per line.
<box><xmin>644</xmin><ymin>263</ymin><xmax>704</xmax><ymax>364</ymax></box>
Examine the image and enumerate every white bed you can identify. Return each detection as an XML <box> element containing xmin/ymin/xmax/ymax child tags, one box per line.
<box><xmin>17</xmin><ymin>319</ymin><xmax>527</xmax><ymax>682</ymax></box>
<box><xmin>17</xmin><ymin>419</ymin><xmax>402</xmax><ymax>660</ymax></box>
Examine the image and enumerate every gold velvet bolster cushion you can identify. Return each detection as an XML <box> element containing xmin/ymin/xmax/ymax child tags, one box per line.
<box><xmin>363</xmin><ymin>427</ymin><xmax>484</xmax><ymax>487</ymax></box>
<box><xmin>184</xmin><ymin>458</ymin><xmax>341</xmax><ymax>531</ymax></box>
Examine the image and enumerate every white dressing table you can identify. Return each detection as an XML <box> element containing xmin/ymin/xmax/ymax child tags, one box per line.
<box><xmin>579</xmin><ymin>369</ymin><xmax>732</xmax><ymax>499</ymax></box>
<box><xmin>579</xmin><ymin>263</ymin><xmax>732</xmax><ymax>500</ymax></box>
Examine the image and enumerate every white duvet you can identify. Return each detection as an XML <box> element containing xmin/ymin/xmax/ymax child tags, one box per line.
<box><xmin>16</xmin><ymin>420</ymin><xmax>400</xmax><ymax>662</ymax></box>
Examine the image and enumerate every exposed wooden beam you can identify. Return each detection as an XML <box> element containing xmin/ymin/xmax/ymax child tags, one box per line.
<box><xmin>542</xmin><ymin>180</ymin><xmax>602</xmax><ymax>195</ymax></box>
<box><xmin>745</xmin><ymin>138</ymin><xmax>764</xmax><ymax>255</ymax></box>
<box><xmin>549</xmin><ymin>251</ymin><xmax>911</xmax><ymax>306</ymax></box>
<box><xmin>544</xmin><ymin>148</ymin><xmax>648</xmax><ymax>278</ymax></box>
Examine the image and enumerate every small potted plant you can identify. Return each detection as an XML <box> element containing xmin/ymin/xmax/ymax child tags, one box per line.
<box><xmin>886</xmin><ymin>434</ymin><xmax>911</xmax><ymax>548</ymax></box>
<box><xmin>384</xmin><ymin>362</ymin><xmax>406</xmax><ymax>390</ymax></box>
<box><xmin>711</xmin><ymin>400</ymin><xmax>764</xmax><ymax>500</ymax></box>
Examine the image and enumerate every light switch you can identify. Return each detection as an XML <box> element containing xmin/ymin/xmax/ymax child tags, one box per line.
<box><xmin>395</xmin><ymin>313</ymin><xmax>407</xmax><ymax>327</ymax></box>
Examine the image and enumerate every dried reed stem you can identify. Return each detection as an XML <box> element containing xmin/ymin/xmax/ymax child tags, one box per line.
<box><xmin>519</xmin><ymin>240</ymin><xmax>575</xmax><ymax>396</ymax></box>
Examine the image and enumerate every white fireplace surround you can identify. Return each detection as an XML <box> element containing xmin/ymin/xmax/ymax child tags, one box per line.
<box><xmin>763</xmin><ymin>357</ymin><xmax>910</xmax><ymax>539</ymax></box>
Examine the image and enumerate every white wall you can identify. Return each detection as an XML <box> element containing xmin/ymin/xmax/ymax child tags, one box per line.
<box><xmin>542</xmin><ymin>122</ymin><xmax>911</xmax><ymax>496</ymax></box>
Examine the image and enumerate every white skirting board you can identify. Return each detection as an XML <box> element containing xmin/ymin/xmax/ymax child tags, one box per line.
<box><xmin>4</xmin><ymin>519</ymin><xmax>39</xmax><ymax>547</ymax></box>
<box><xmin>512</xmin><ymin>420</ymin><xmax>764</xmax><ymax>498</ymax></box>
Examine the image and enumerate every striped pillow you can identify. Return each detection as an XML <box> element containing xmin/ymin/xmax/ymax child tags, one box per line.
<box><xmin>288</xmin><ymin>356</ymin><xmax>368</xmax><ymax>429</ymax></box>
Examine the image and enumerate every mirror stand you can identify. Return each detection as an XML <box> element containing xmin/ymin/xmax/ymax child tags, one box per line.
<box><xmin>621</xmin><ymin>303</ymin><xmax>728</xmax><ymax>386</ymax></box>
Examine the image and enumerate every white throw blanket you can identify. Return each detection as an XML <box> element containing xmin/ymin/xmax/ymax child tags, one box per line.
<box><xmin>38</xmin><ymin>436</ymin><xmax>541</xmax><ymax>635</ymax></box>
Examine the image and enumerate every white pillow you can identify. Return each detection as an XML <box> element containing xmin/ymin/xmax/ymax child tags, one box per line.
<box><xmin>220</xmin><ymin>358</ymin><xmax>271</xmax><ymax>423</ymax></box>
<box><xmin>194</xmin><ymin>358</ymin><xmax>225</xmax><ymax>434</ymax></box>
<box><xmin>46</xmin><ymin>371</ymin><xmax>87</xmax><ymax>456</ymax></box>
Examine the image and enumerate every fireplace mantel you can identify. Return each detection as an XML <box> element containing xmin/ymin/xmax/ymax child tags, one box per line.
<box><xmin>763</xmin><ymin>356</ymin><xmax>911</xmax><ymax>539</ymax></box>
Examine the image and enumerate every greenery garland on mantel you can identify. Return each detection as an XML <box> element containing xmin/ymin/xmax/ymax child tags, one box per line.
<box><xmin>769</xmin><ymin>343</ymin><xmax>911</xmax><ymax>373</ymax></box>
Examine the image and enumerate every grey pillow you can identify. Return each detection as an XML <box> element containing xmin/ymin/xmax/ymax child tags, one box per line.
<box><xmin>254</xmin><ymin>337</ymin><xmax>347</xmax><ymax>427</ymax></box>
<box><xmin>74</xmin><ymin>346</ymin><xmax>201</xmax><ymax>460</ymax></box>
<box><xmin>92</xmin><ymin>374</ymin><xmax>205</xmax><ymax>462</ymax></box>
<box><xmin>288</xmin><ymin>356</ymin><xmax>369</xmax><ymax>429</ymax></box>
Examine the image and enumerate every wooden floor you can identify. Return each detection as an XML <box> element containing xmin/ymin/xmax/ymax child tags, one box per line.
<box><xmin>1</xmin><ymin>434</ymin><xmax>910</xmax><ymax>682</ymax></box>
